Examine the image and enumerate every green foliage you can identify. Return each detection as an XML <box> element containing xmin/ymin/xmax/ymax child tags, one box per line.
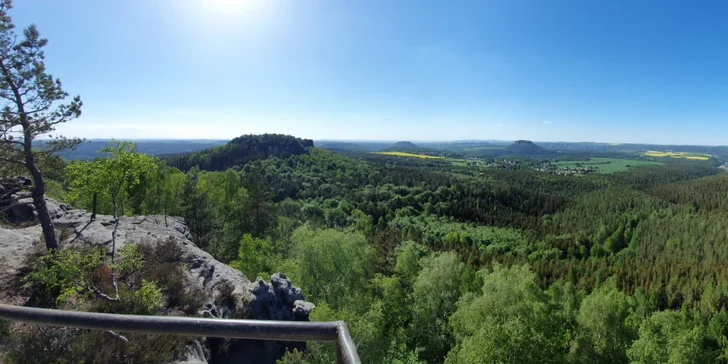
<box><xmin>277</xmin><ymin>348</ymin><xmax>308</xmax><ymax>364</ymax></box>
<box><xmin>6</xmin><ymin>238</ymin><xmax>204</xmax><ymax>363</ymax></box>
<box><xmin>178</xmin><ymin>167</ymin><xmax>214</xmax><ymax>248</ymax></box>
<box><xmin>242</xmin><ymin>162</ymin><xmax>274</xmax><ymax>236</ymax></box>
<box><xmin>15</xmin><ymin>130</ymin><xmax>728</xmax><ymax>363</ymax></box>
<box><xmin>65</xmin><ymin>141</ymin><xmax>158</xmax><ymax>216</ymax></box>
<box><xmin>390</xmin><ymin>215</ymin><xmax>528</xmax><ymax>257</ymax></box>
<box><xmin>231</xmin><ymin>234</ymin><xmax>280</xmax><ymax>280</ymax></box>
<box><xmin>289</xmin><ymin>227</ymin><xmax>376</xmax><ymax>309</ymax></box>
<box><xmin>23</xmin><ymin>247</ymin><xmax>105</xmax><ymax>306</ymax></box>
<box><xmin>0</xmin><ymin>0</ymin><xmax>82</xmax><ymax>175</ymax></box>
<box><xmin>570</xmin><ymin>286</ymin><xmax>639</xmax><ymax>363</ymax></box>
<box><xmin>2</xmin><ymin>324</ymin><xmax>188</xmax><ymax>364</ymax></box>
<box><xmin>116</xmin><ymin>244</ymin><xmax>144</xmax><ymax>276</ymax></box>
<box><xmin>555</xmin><ymin>158</ymin><xmax>662</xmax><ymax>173</ymax></box>
<box><xmin>196</xmin><ymin>168</ymin><xmax>249</xmax><ymax>261</ymax></box>
<box><xmin>394</xmin><ymin>241</ymin><xmax>429</xmax><ymax>282</ymax></box>
<box><xmin>166</xmin><ymin>134</ymin><xmax>313</xmax><ymax>172</ymax></box>
<box><xmin>628</xmin><ymin>311</ymin><xmax>710</xmax><ymax>364</ymax></box>
<box><xmin>133</xmin><ymin>280</ymin><xmax>164</xmax><ymax>315</ymax></box>
<box><xmin>446</xmin><ymin>264</ymin><xmax>568</xmax><ymax>364</ymax></box>
<box><xmin>409</xmin><ymin>252</ymin><xmax>464</xmax><ymax>363</ymax></box>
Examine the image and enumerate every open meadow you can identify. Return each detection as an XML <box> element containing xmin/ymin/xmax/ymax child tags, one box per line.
<box><xmin>555</xmin><ymin>157</ymin><xmax>663</xmax><ymax>173</ymax></box>
<box><xmin>372</xmin><ymin>151</ymin><xmax>446</xmax><ymax>159</ymax></box>
<box><xmin>644</xmin><ymin>151</ymin><xmax>711</xmax><ymax>160</ymax></box>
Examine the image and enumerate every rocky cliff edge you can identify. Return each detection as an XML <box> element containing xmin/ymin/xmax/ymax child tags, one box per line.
<box><xmin>0</xmin><ymin>191</ymin><xmax>314</xmax><ymax>364</ymax></box>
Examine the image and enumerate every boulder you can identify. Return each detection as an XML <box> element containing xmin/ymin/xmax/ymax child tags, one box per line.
<box><xmin>0</xmin><ymin>177</ymin><xmax>70</xmax><ymax>223</ymax></box>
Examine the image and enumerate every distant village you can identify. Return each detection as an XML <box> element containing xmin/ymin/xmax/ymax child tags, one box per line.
<box><xmin>534</xmin><ymin>162</ymin><xmax>599</xmax><ymax>175</ymax></box>
<box><xmin>472</xmin><ymin>159</ymin><xmax>600</xmax><ymax>175</ymax></box>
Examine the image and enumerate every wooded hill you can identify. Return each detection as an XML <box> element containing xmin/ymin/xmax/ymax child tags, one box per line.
<box><xmin>165</xmin><ymin>134</ymin><xmax>314</xmax><ymax>171</ymax></box>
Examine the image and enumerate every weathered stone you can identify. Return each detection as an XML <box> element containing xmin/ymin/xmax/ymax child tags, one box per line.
<box><xmin>0</xmin><ymin>194</ymin><xmax>314</xmax><ymax>364</ymax></box>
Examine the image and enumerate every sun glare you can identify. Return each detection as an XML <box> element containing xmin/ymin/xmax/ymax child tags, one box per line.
<box><xmin>175</xmin><ymin>0</ymin><xmax>272</xmax><ymax>35</ymax></box>
<box><xmin>201</xmin><ymin>0</ymin><xmax>265</xmax><ymax>17</ymax></box>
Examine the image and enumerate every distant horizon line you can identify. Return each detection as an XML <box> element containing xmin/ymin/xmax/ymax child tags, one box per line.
<box><xmin>68</xmin><ymin>138</ymin><xmax>728</xmax><ymax>147</ymax></box>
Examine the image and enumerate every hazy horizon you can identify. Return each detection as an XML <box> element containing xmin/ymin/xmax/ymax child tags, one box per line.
<box><xmin>13</xmin><ymin>1</ymin><xmax>728</xmax><ymax>144</ymax></box>
<box><xmin>69</xmin><ymin>137</ymin><xmax>728</xmax><ymax>147</ymax></box>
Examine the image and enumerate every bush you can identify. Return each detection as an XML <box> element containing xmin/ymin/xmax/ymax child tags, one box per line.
<box><xmin>137</xmin><ymin>237</ymin><xmax>205</xmax><ymax>315</ymax></box>
<box><xmin>2</xmin><ymin>323</ymin><xmax>188</xmax><ymax>364</ymax></box>
<box><xmin>8</xmin><ymin>237</ymin><xmax>204</xmax><ymax>362</ymax></box>
<box><xmin>133</xmin><ymin>280</ymin><xmax>164</xmax><ymax>315</ymax></box>
<box><xmin>23</xmin><ymin>246</ymin><xmax>105</xmax><ymax>307</ymax></box>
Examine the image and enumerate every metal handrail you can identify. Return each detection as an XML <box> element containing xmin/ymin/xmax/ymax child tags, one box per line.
<box><xmin>0</xmin><ymin>303</ymin><xmax>360</xmax><ymax>364</ymax></box>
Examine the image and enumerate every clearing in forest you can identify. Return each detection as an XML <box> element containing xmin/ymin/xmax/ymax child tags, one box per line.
<box><xmin>372</xmin><ymin>152</ymin><xmax>446</xmax><ymax>159</ymax></box>
<box><xmin>643</xmin><ymin>151</ymin><xmax>710</xmax><ymax>161</ymax></box>
<box><xmin>555</xmin><ymin>158</ymin><xmax>662</xmax><ymax>173</ymax></box>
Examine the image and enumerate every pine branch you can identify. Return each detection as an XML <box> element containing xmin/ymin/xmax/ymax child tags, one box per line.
<box><xmin>0</xmin><ymin>156</ymin><xmax>25</xmax><ymax>166</ymax></box>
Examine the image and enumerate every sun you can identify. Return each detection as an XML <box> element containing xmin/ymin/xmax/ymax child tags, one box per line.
<box><xmin>174</xmin><ymin>0</ymin><xmax>274</xmax><ymax>36</ymax></box>
<box><xmin>201</xmin><ymin>0</ymin><xmax>264</xmax><ymax>15</ymax></box>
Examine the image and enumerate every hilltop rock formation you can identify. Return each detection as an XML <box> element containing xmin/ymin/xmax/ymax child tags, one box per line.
<box><xmin>504</xmin><ymin>140</ymin><xmax>546</xmax><ymax>155</ymax></box>
<box><xmin>0</xmin><ymin>186</ymin><xmax>314</xmax><ymax>364</ymax></box>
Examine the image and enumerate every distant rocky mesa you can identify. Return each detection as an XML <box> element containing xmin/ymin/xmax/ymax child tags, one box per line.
<box><xmin>0</xmin><ymin>179</ymin><xmax>314</xmax><ymax>364</ymax></box>
<box><xmin>504</xmin><ymin>140</ymin><xmax>546</xmax><ymax>154</ymax></box>
<box><xmin>165</xmin><ymin>134</ymin><xmax>315</xmax><ymax>172</ymax></box>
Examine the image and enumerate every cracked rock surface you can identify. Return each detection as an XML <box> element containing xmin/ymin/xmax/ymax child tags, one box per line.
<box><xmin>0</xmin><ymin>194</ymin><xmax>314</xmax><ymax>364</ymax></box>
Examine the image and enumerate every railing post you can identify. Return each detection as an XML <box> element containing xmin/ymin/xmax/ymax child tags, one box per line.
<box><xmin>335</xmin><ymin>321</ymin><xmax>360</xmax><ymax>364</ymax></box>
<box><xmin>336</xmin><ymin>343</ymin><xmax>344</xmax><ymax>364</ymax></box>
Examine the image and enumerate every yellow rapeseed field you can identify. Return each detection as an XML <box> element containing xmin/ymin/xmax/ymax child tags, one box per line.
<box><xmin>373</xmin><ymin>152</ymin><xmax>445</xmax><ymax>159</ymax></box>
<box><xmin>644</xmin><ymin>151</ymin><xmax>710</xmax><ymax>161</ymax></box>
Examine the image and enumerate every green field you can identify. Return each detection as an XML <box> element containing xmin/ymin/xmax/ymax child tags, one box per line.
<box><xmin>644</xmin><ymin>150</ymin><xmax>711</xmax><ymax>161</ymax></box>
<box><xmin>371</xmin><ymin>151</ymin><xmax>474</xmax><ymax>167</ymax></box>
<box><xmin>372</xmin><ymin>151</ymin><xmax>445</xmax><ymax>159</ymax></box>
<box><xmin>555</xmin><ymin>157</ymin><xmax>663</xmax><ymax>173</ymax></box>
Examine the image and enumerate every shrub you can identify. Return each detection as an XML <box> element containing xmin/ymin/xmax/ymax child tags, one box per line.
<box><xmin>11</xmin><ymin>237</ymin><xmax>203</xmax><ymax>362</ymax></box>
<box><xmin>23</xmin><ymin>247</ymin><xmax>105</xmax><ymax>307</ymax></box>
<box><xmin>133</xmin><ymin>280</ymin><xmax>164</xmax><ymax>315</ymax></box>
<box><xmin>2</xmin><ymin>323</ymin><xmax>189</xmax><ymax>364</ymax></box>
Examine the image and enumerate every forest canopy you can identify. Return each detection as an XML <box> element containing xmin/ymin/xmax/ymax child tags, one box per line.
<box><xmin>6</xmin><ymin>132</ymin><xmax>728</xmax><ymax>364</ymax></box>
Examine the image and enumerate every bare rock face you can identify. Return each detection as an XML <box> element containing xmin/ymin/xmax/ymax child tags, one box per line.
<box><xmin>249</xmin><ymin>274</ymin><xmax>315</xmax><ymax>322</ymax></box>
<box><xmin>210</xmin><ymin>274</ymin><xmax>317</xmax><ymax>364</ymax></box>
<box><xmin>0</xmin><ymin>177</ymin><xmax>72</xmax><ymax>224</ymax></box>
<box><xmin>0</xmin><ymin>193</ymin><xmax>314</xmax><ymax>364</ymax></box>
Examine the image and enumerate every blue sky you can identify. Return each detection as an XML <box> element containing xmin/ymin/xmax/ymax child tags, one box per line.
<box><xmin>11</xmin><ymin>0</ymin><xmax>728</xmax><ymax>144</ymax></box>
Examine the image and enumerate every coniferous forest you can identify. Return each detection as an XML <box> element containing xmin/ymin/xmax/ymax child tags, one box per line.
<box><xmin>15</xmin><ymin>133</ymin><xmax>728</xmax><ymax>363</ymax></box>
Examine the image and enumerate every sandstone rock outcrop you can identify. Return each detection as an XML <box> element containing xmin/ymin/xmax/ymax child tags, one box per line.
<box><xmin>0</xmin><ymin>190</ymin><xmax>314</xmax><ymax>364</ymax></box>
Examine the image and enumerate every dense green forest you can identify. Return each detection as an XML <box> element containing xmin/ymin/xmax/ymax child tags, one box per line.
<box><xmin>16</xmin><ymin>134</ymin><xmax>728</xmax><ymax>363</ymax></box>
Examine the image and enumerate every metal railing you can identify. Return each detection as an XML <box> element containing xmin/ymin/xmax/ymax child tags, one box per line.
<box><xmin>0</xmin><ymin>303</ymin><xmax>360</xmax><ymax>364</ymax></box>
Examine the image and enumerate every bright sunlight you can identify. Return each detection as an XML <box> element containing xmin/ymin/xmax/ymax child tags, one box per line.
<box><xmin>198</xmin><ymin>0</ymin><xmax>267</xmax><ymax>19</ymax></box>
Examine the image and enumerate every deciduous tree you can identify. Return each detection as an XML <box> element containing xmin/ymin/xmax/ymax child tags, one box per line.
<box><xmin>66</xmin><ymin>141</ymin><xmax>156</xmax><ymax>299</ymax></box>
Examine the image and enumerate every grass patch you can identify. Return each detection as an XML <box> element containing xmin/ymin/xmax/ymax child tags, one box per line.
<box><xmin>372</xmin><ymin>152</ymin><xmax>445</xmax><ymax>159</ymax></box>
<box><xmin>643</xmin><ymin>151</ymin><xmax>710</xmax><ymax>161</ymax></box>
<box><xmin>555</xmin><ymin>158</ymin><xmax>662</xmax><ymax>173</ymax></box>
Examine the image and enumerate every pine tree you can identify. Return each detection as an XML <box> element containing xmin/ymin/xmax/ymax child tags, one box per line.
<box><xmin>243</xmin><ymin>162</ymin><xmax>272</xmax><ymax>237</ymax></box>
<box><xmin>179</xmin><ymin>168</ymin><xmax>213</xmax><ymax>248</ymax></box>
<box><xmin>0</xmin><ymin>0</ymin><xmax>82</xmax><ymax>250</ymax></box>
